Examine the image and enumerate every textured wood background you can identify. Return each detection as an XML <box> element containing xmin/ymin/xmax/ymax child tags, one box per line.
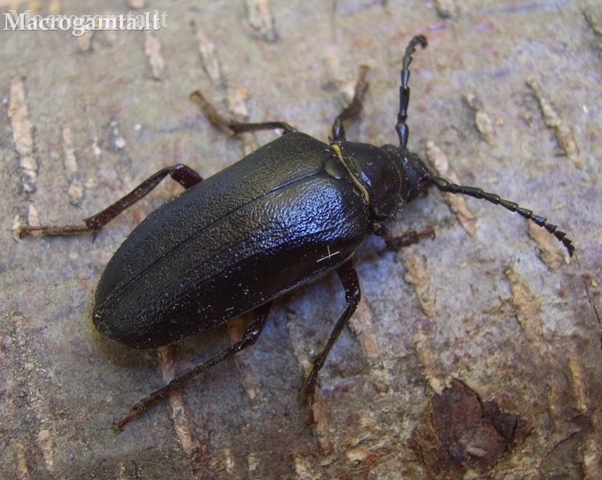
<box><xmin>2</xmin><ymin>0</ymin><xmax>601</xmax><ymax>478</ymax></box>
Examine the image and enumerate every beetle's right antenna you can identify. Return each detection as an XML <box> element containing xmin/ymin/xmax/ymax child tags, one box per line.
<box><xmin>395</xmin><ymin>35</ymin><xmax>428</xmax><ymax>147</ymax></box>
<box><xmin>428</xmin><ymin>175</ymin><xmax>575</xmax><ymax>257</ymax></box>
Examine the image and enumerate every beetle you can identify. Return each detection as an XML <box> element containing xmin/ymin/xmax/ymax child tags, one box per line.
<box><xmin>19</xmin><ymin>35</ymin><xmax>574</xmax><ymax>431</ymax></box>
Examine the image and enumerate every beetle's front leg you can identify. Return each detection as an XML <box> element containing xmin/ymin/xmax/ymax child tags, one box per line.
<box><xmin>300</xmin><ymin>260</ymin><xmax>361</xmax><ymax>421</ymax></box>
<box><xmin>18</xmin><ymin>164</ymin><xmax>203</xmax><ymax>238</ymax></box>
<box><xmin>115</xmin><ymin>301</ymin><xmax>273</xmax><ymax>431</ymax></box>
<box><xmin>370</xmin><ymin>222</ymin><xmax>435</xmax><ymax>250</ymax></box>
<box><xmin>191</xmin><ymin>90</ymin><xmax>296</xmax><ymax>136</ymax></box>
<box><xmin>331</xmin><ymin>65</ymin><xmax>370</xmax><ymax>142</ymax></box>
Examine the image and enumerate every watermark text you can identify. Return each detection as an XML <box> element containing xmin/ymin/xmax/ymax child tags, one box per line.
<box><xmin>4</xmin><ymin>10</ymin><xmax>168</xmax><ymax>37</ymax></box>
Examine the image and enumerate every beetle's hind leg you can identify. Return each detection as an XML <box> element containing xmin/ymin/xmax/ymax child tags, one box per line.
<box><xmin>300</xmin><ymin>260</ymin><xmax>361</xmax><ymax>423</ymax></box>
<box><xmin>114</xmin><ymin>301</ymin><xmax>273</xmax><ymax>431</ymax></box>
<box><xmin>191</xmin><ymin>90</ymin><xmax>296</xmax><ymax>135</ymax></box>
<box><xmin>18</xmin><ymin>164</ymin><xmax>203</xmax><ymax>238</ymax></box>
<box><xmin>331</xmin><ymin>65</ymin><xmax>370</xmax><ymax>142</ymax></box>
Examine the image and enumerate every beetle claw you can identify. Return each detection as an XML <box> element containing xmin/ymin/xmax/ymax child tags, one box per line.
<box><xmin>299</xmin><ymin>367</ymin><xmax>319</xmax><ymax>425</ymax></box>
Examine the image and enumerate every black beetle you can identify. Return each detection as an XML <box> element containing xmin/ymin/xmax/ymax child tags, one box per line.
<box><xmin>19</xmin><ymin>35</ymin><xmax>574</xmax><ymax>430</ymax></box>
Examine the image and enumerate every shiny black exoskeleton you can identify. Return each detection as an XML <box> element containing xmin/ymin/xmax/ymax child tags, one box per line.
<box><xmin>19</xmin><ymin>36</ymin><xmax>573</xmax><ymax>430</ymax></box>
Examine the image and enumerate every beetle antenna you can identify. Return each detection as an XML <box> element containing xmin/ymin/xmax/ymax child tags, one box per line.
<box><xmin>395</xmin><ymin>35</ymin><xmax>428</xmax><ymax>147</ymax></box>
<box><xmin>427</xmin><ymin>175</ymin><xmax>575</xmax><ymax>257</ymax></box>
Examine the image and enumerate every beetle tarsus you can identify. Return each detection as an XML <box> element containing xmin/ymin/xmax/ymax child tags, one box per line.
<box><xmin>18</xmin><ymin>224</ymin><xmax>93</xmax><ymax>238</ymax></box>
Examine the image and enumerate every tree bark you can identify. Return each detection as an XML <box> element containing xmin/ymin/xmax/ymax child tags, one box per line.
<box><xmin>2</xmin><ymin>1</ymin><xmax>600</xmax><ymax>478</ymax></box>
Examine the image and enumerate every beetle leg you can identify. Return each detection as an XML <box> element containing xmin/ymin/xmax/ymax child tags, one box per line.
<box><xmin>331</xmin><ymin>65</ymin><xmax>370</xmax><ymax>142</ymax></box>
<box><xmin>300</xmin><ymin>260</ymin><xmax>361</xmax><ymax>418</ymax></box>
<box><xmin>370</xmin><ymin>222</ymin><xmax>435</xmax><ymax>249</ymax></box>
<box><xmin>18</xmin><ymin>164</ymin><xmax>203</xmax><ymax>238</ymax></box>
<box><xmin>191</xmin><ymin>90</ymin><xmax>296</xmax><ymax>135</ymax></box>
<box><xmin>114</xmin><ymin>301</ymin><xmax>273</xmax><ymax>431</ymax></box>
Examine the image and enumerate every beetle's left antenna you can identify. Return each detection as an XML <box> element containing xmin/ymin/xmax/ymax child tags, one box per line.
<box><xmin>395</xmin><ymin>35</ymin><xmax>427</xmax><ymax>147</ymax></box>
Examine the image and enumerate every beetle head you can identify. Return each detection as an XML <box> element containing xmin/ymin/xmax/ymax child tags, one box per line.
<box><xmin>382</xmin><ymin>144</ymin><xmax>432</xmax><ymax>204</ymax></box>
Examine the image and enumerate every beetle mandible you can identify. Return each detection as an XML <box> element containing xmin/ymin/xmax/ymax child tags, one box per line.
<box><xmin>19</xmin><ymin>35</ymin><xmax>574</xmax><ymax>431</ymax></box>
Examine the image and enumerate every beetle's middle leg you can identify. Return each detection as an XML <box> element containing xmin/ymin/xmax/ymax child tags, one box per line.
<box><xmin>331</xmin><ymin>65</ymin><xmax>370</xmax><ymax>142</ymax></box>
<box><xmin>18</xmin><ymin>164</ymin><xmax>203</xmax><ymax>238</ymax></box>
<box><xmin>370</xmin><ymin>222</ymin><xmax>435</xmax><ymax>250</ymax></box>
<box><xmin>191</xmin><ymin>90</ymin><xmax>296</xmax><ymax>135</ymax></box>
<box><xmin>115</xmin><ymin>301</ymin><xmax>273</xmax><ymax>431</ymax></box>
<box><xmin>300</xmin><ymin>260</ymin><xmax>361</xmax><ymax>418</ymax></box>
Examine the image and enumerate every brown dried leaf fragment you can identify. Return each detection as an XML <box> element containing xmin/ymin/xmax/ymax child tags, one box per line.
<box><xmin>409</xmin><ymin>380</ymin><xmax>529</xmax><ymax>478</ymax></box>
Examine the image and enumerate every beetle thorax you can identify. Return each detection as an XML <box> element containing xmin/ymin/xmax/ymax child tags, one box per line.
<box><xmin>329</xmin><ymin>141</ymin><xmax>405</xmax><ymax>220</ymax></box>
